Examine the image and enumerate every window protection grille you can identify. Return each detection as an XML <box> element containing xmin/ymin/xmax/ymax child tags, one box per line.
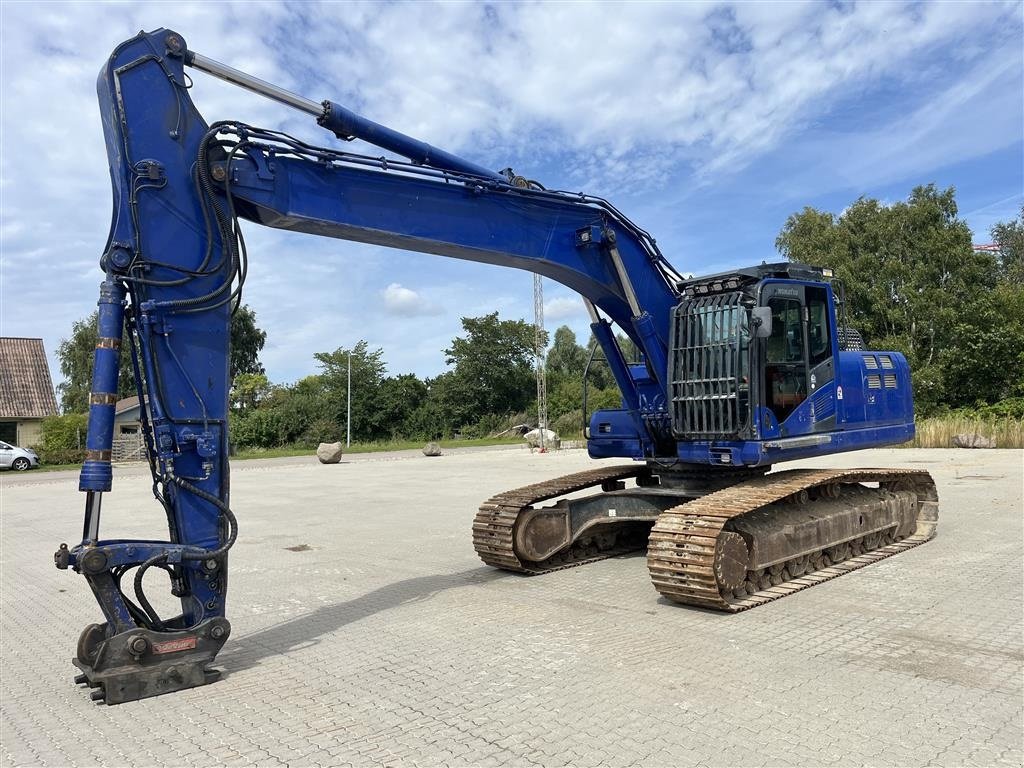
<box><xmin>670</xmin><ymin>293</ymin><xmax>749</xmax><ymax>438</ymax></box>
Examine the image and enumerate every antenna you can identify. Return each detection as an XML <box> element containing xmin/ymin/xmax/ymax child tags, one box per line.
<box><xmin>533</xmin><ymin>274</ymin><xmax>548</xmax><ymax>452</ymax></box>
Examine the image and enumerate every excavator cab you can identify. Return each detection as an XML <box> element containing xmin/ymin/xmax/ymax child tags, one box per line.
<box><xmin>656</xmin><ymin>262</ymin><xmax>916</xmax><ymax>466</ymax></box>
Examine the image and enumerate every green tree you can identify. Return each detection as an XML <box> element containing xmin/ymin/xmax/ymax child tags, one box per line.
<box><xmin>615</xmin><ymin>332</ymin><xmax>642</xmax><ymax>364</ymax></box>
<box><xmin>371</xmin><ymin>374</ymin><xmax>429</xmax><ymax>438</ymax></box>
<box><xmin>37</xmin><ymin>413</ymin><xmax>89</xmax><ymax>464</ymax></box>
<box><xmin>56</xmin><ymin>313</ymin><xmax>136</xmax><ymax>413</ymax></box>
<box><xmin>230</xmin><ymin>305</ymin><xmax>267</xmax><ymax>378</ymax></box>
<box><xmin>230</xmin><ymin>372</ymin><xmax>271</xmax><ymax>411</ymax></box>
<box><xmin>545</xmin><ymin>326</ymin><xmax>587</xmax><ymax>389</ymax></box>
<box><xmin>991</xmin><ymin>205</ymin><xmax>1024</xmax><ymax>285</ymax></box>
<box><xmin>776</xmin><ymin>184</ymin><xmax>1016</xmax><ymax>412</ymax></box>
<box><xmin>437</xmin><ymin>312</ymin><xmax>540</xmax><ymax>429</ymax></box>
<box><xmin>314</xmin><ymin>341</ymin><xmax>386</xmax><ymax>441</ymax></box>
<box><xmin>938</xmin><ymin>283</ymin><xmax>1024</xmax><ymax>404</ymax></box>
<box><xmin>230</xmin><ymin>375</ymin><xmax>332</xmax><ymax>448</ymax></box>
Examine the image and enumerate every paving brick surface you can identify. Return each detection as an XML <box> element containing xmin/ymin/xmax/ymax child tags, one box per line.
<box><xmin>1</xmin><ymin>447</ymin><xmax>1021</xmax><ymax>767</ymax></box>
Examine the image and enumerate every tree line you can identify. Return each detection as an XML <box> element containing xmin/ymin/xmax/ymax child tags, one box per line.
<box><xmin>229</xmin><ymin>314</ymin><xmax>623</xmax><ymax>449</ymax></box>
<box><xmin>777</xmin><ymin>186</ymin><xmax>1022</xmax><ymax>415</ymax></box>
<box><xmin>47</xmin><ymin>308</ymin><xmax>625</xmax><ymax>455</ymax></box>
<box><xmin>44</xmin><ymin>185</ymin><xmax>1022</xmax><ymax>460</ymax></box>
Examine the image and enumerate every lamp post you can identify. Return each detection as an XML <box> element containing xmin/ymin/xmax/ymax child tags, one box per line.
<box><xmin>346</xmin><ymin>351</ymin><xmax>351</xmax><ymax>448</ymax></box>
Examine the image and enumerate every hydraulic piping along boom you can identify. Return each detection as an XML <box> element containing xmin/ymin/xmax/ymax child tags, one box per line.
<box><xmin>184</xmin><ymin>48</ymin><xmax>503</xmax><ymax>181</ymax></box>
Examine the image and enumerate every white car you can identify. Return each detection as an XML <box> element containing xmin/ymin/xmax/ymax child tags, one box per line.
<box><xmin>0</xmin><ymin>441</ymin><xmax>39</xmax><ymax>471</ymax></box>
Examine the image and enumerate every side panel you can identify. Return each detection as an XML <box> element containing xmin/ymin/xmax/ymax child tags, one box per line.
<box><xmin>835</xmin><ymin>351</ymin><xmax>915</xmax><ymax>429</ymax></box>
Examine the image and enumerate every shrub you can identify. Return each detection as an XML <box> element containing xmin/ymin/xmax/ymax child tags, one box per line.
<box><xmin>973</xmin><ymin>398</ymin><xmax>1024</xmax><ymax>419</ymax></box>
<box><xmin>37</xmin><ymin>413</ymin><xmax>88</xmax><ymax>464</ymax></box>
<box><xmin>553</xmin><ymin>410</ymin><xmax>585</xmax><ymax>439</ymax></box>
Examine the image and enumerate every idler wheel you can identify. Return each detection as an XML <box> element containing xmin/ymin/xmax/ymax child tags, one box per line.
<box><xmin>713</xmin><ymin>532</ymin><xmax>749</xmax><ymax>592</ymax></box>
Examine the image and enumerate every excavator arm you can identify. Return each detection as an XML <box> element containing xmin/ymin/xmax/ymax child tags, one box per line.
<box><xmin>54</xmin><ymin>28</ymin><xmax>680</xmax><ymax>703</ymax></box>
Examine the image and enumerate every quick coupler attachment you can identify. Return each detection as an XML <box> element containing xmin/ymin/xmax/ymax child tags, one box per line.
<box><xmin>55</xmin><ymin>539</ymin><xmax>231</xmax><ymax>704</ymax></box>
<box><xmin>71</xmin><ymin>617</ymin><xmax>230</xmax><ymax>705</ymax></box>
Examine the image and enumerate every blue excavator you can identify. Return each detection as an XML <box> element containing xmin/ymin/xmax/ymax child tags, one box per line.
<box><xmin>54</xmin><ymin>29</ymin><xmax>938</xmax><ymax>704</ymax></box>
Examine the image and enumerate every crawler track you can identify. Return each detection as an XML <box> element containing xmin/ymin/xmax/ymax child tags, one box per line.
<box><xmin>472</xmin><ymin>465</ymin><xmax>648</xmax><ymax>573</ymax></box>
<box><xmin>647</xmin><ymin>468</ymin><xmax>938</xmax><ymax>612</ymax></box>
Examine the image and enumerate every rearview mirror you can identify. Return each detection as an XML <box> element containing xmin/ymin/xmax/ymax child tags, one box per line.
<box><xmin>751</xmin><ymin>307</ymin><xmax>773</xmax><ymax>338</ymax></box>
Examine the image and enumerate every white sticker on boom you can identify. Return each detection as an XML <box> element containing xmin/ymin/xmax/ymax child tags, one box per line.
<box><xmin>608</xmin><ymin>509</ymin><xmax>617</xmax><ymax>517</ymax></box>
<box><xmin>836</xmin><ymin>386</ymin><xmax>844</xmax><ymax>400</ymax></box>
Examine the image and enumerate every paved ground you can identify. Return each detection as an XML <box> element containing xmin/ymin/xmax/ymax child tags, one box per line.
<box><xmin>1</xmin><ymin>447</ymin><xmax>1021</xmax><ymax>767</ymax></box>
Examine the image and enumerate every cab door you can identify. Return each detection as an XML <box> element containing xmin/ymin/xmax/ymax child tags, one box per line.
<box><xmin>758</xmin><ymin>283</ymin><xmax>837</xmax><ymax>433</ymax></box>
<box><xmin>760</xmin><ymin>286</ymin><xmax>808</xmax><ymax>425</ymax></box>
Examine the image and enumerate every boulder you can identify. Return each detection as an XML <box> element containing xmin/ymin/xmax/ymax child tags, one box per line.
<box><xmin>316</xmin><ymin>441</ymin><xmax>344</xmax><ymax>463</ymax></box>
<box><xmin>952</xmin><ymin>433</ymin><xmax>996</xmax><ymax>449</ymax></box>
<box><xmin>422</xmin><ymin>442</ymin><xmax>442</xmax><ymax>457</ymax></box>
<box><xmin>524</xmin><ymin>428</ymin><xmax>560</xmax><ymax>450</ymax></box>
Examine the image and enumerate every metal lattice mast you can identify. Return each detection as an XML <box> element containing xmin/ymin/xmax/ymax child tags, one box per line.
<box><xmin>533</xmin><ymin>273</ymin><xmax>548</xmax><ymax>451</ymax></box>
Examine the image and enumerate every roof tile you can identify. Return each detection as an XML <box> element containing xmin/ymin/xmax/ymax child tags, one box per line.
<box><xmin>0</xmin><ymin>338</ymin><xmax>59</xmax><ymax>418</ymax></box>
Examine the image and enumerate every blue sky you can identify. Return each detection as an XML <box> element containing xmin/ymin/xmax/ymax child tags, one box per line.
<box><xmin>1</xmin><ymin>1</ymin><xmax>1021</xmax><ymax>392</ymax></box>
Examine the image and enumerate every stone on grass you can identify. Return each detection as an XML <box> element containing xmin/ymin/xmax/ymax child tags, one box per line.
<box><xmin>316</xmin><ymin>442</ymin><xmax>344</xmax><ymax>463</ymax></box>
<box><xmin>952</xmin><ymin>434</ymin><xmax>996</xmax><ymax>449</ymax></box>
<box><xmin>422</xmin><ymin>442</ymin><xmax>442</xmax><ymax>457</ymax></box>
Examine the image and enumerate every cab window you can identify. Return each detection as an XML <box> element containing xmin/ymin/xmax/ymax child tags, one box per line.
<box><xmin>806</xmin><ymin>286</ymin><xmax>832</xmax><ymax>366</ymax></box>
<box><xmin>766</xmin><ymin>299</ymin><xmax>803</xmax><ymax>363</ymax></box>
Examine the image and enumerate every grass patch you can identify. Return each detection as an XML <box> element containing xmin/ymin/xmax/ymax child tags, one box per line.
<box><xmin>21</xmin><ymin>437</ymin><xmax>526</xmax><ymax>473</ymax></box>
<box><xmin>233</xmin><ymin>436</ymin><xmax>524</xmax><ymax>460</ymax></box>
<box><xmin>904</xmin><ymin>416</ymin><xmax>1024</xmax><ymax>449</ymax></box>
<box><xmin>25</xmin><ymin>462</ymin><xmax>84</xmax><ymax>473</ymax></box>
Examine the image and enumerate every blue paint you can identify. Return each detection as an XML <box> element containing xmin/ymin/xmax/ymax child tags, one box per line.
<box><xmin>319</xmin><ymin>100</ymin><xmax>504</xmax><ymax>181</ymax></box>
<box><xmin>79</xmin><ymin>278</ymin><xmax>126</xmax><ymax>492</ymax></box>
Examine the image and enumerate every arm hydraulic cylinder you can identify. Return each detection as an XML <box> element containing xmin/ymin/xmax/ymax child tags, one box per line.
<box><xmin>183</xmin><ymin>48</ymin><xmax>503</xmax><ymax>181</ymax></box>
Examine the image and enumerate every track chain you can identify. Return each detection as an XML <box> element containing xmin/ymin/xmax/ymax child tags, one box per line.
<box><xmin>647</xmin><ymin>467</ymin><xmax>939</xmax><ymax>612</ymax></box>
<box><xmin>472</xmin><ymin>464</ymin><xmax>648</xmax><ymax>573</ymax></box>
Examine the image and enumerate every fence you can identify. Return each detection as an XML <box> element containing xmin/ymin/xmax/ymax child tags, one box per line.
<box><xmin>112</xmin><ymin>433</ymin><xmax>148</xmax><ymax>463</ymax></box>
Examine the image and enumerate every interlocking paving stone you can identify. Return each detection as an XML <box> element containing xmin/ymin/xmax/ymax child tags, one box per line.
<box><xmin>1</xmin><ymin>447</ymin><xmax>1021</xmax><ymax>767</ymax></box>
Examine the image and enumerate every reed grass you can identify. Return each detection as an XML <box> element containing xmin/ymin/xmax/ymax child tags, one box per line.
<box><xmin>906</xmin><ymin>415</ymin><xmax>1024</xmax><ymax>449</ymax></box>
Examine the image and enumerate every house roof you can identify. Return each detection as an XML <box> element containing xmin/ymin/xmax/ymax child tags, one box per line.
<box><xmin>0</xmin><ymin>338</ymin><xmax>59</xmax><ymax>418</ymax></box>
<box><xmin>115</xmin><ymin>395</ymin><xmax>146</xmax><ymax>415</ymax></box>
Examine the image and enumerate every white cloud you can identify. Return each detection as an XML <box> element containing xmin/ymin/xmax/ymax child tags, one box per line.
<box><xmin>381</xmin><ymin>283</ymin><xmax>443</xmax><ymax>317</ymax></box>
<box><xmin>0</xmin><ymin>1</ymin><xmax>1018</xmax><ymax>388</ymax></box>
<box><xmin>544</xmin><ymin>296</ymin><xmax>585</xmax><ymax>322</ymax></box>
<box><xmin>296</xmin><ymin>0</ymin><xmax>1019</xmax><ymax>186</ymax></box>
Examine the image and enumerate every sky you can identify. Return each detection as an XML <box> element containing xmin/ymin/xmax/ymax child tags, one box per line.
<box><xmin>1</xmin><ymin>1</ymin><xmax>1021</xmax><ymax>393</ymax></box>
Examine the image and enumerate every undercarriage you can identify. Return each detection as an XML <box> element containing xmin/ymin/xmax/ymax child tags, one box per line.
<box><xmin>473</xmin><ymin>464</ymin><xmax>938</xmax><ymax>610</ymax></box>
